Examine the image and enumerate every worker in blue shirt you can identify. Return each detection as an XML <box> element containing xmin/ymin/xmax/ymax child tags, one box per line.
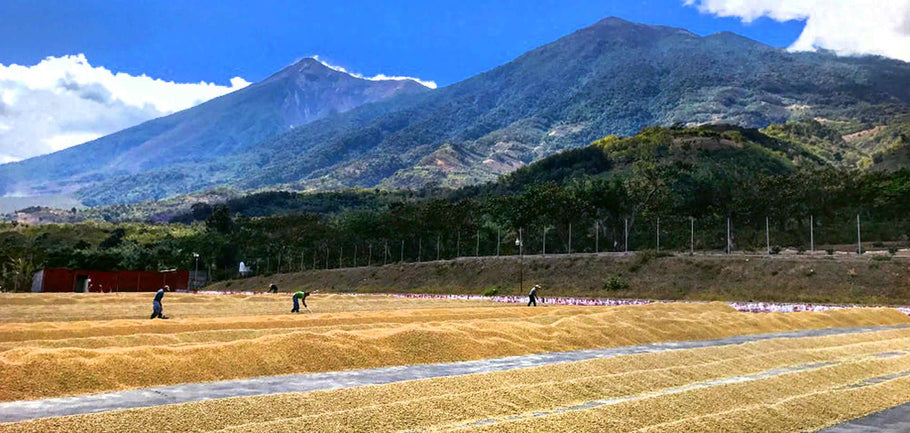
<box><xmin>150</xmin><ymin>285</ymin><xmax>169</xmax><ymax>319</ymax></box>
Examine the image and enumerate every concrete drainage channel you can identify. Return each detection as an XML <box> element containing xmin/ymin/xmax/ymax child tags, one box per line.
<box><xmin>1</xmin><ymin>324</ymin><xmax>908</xmax><ymax>424</ymax></box>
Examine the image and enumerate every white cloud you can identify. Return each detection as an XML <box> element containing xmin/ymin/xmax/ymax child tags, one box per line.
<box><xmin>42</xmin><ymin>132</ymin><xmax>104</xmax><ymax>152</ymax></box>
<box><xmin>311</xmin><ymin>55</ymin><xmax>438</xmax><ymax>89</ymax></box>
<box><xmin>0</xmin><ymin>54</ymin><xmax>250</xmax><ymax>162</ymax></box>
<box><xmin>685</xmin><ymin>0</ymin><xmax>910</xmax><ymax>62</ymax></box>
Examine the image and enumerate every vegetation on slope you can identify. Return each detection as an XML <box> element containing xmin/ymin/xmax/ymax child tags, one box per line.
<box><xmin>3</xmin><ymin>124</ymin><xmax>910</xmax><ymax>293</ymax></box>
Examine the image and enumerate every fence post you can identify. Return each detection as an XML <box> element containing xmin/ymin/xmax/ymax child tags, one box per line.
<box><xmin>542</xmin><ymin>227</ymin><xmax>547</xmax><ymax>256</ymax></box>
<box><xmin>766</xmin><ymin>216</ymin><xmax>770</xmax><ymax>255</ymax></box>
<box><xmin>810</xmin><ymin>215</ymin><xmax>815</xmax><ymax>253</ymax></box>
<box><xmin>595</xmin><ymin>221</ymin><xmax>599</xmax><ymax>254</ymax></box>
<box><xmin>690</xmin><ymin>217</ymin><xmax>694</xmax><ymax>255</ymax></box>
<box><xmin>656</xmin><ymin>217</ymin><xmax>660</xmax><ymax>252</ymax></box>
<box><xmin>624</xmin><ymin>218</ymin><xmax>629</xmax><ymax>252</ymax></box>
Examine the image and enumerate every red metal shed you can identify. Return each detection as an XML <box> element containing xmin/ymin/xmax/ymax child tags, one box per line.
<box><xmin>31</xmin><ymin>268</ymin><xmax>189</xmax><ymax>293</ymax></box>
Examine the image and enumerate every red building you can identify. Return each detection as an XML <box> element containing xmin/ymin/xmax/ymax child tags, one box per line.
<box><xmin>31</xmin><ymin>268</ymin><xmax>189</xmax><ymax>293</ymax></box>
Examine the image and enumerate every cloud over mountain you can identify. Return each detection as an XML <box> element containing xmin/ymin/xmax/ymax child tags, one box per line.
<box><xmin>0</xmin><ymin>54</ymin><xmax>250</xmax><ymax>162</ymax></box>
<box><xmin>311</xmin><ymin>56</ymin><xmax>438</xmax><ymax>89</ymax></box>
<box><xmin>685</xmin><ymin>0</ymin><xmax>910</xmax><ymax>62</ymax></box>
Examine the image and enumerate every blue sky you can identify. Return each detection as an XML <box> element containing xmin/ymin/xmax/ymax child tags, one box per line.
<box><xmin>0</xmin><ymin>0</ymin><xmax>807</xmax><ymax>87</ymax></box>
<box><xmin>2</xmin><ymin>0</ymin><xmax>906</xmax><ymax>162</ymax></box>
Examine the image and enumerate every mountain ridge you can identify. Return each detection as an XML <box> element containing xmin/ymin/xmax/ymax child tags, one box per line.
<box><xmin>0</xmin><ymin>58</ymin><xmax>429</xmax><ymax>197</ymax></box>
<box><xmin>4</xmin><ymin>17</ymin><xmax>910</xmax><ymax>205</ymax></box>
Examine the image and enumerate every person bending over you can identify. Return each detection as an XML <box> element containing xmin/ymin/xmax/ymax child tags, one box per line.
<box><xmin>150</xmin><ymin>285</ymin><xmax>169</xmax><ymax>319</ymax></box>
<box><xmin>291</xmin><ymin>290</ymin><xmax>310</xmax><ymax>313</ymax></box>
<box><xmin>528</xmin><ymin>284</ymin><xmax>542</xmax><ymax>307</ymax></box>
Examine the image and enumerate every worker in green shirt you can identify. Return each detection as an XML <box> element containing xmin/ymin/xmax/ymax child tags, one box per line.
<box><xmin>291</xmin><ymin>290</ymin><xmax>310</xmax><ymax>313</ymax></box>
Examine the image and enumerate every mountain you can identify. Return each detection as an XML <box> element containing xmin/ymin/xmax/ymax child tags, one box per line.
<box><xmin>0</xmin><ymin>58</ymin><xmax>429</xmax><ymax>199</ymax></box>
<box><xmin>209</xmin><ymin>18</ymin><xmax>910</xmax><ymax>195</ymax></box>
<box><xmin>6</xmin><ymin>17</ymin><xmax>910</xmax><ymax>205</ymax></box>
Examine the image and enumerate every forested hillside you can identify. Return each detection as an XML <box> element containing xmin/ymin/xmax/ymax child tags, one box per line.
<box><xmin>4</xmin><ymin>125</ymin><xmax>909</xmax><ymax>290</ymax></box>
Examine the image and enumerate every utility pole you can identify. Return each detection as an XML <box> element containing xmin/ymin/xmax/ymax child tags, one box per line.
<box><xmin>497</xmin><ymin>229</ymin><xmax>501</xmax><ymax>256</ymax></box>
<box><xmin>384</xmin><ymin>241</ymin><xmax>389</xmax><ymax>265</ymax></box>
<box><xmin>857</xmin><ymin>214</ymin><xmax>863</xmax><ymax>255</ymax></box>
<box><xmin>368</xmin><ymin>244</ymin><xmax>373</xmax><ymax>267</ymax></box>
<box><xmin>517</xmin><ymin>228</ymin><xmax>524</xmax><ymax>293</ymax></box>
<box><xmin>339</xmin><ymin>246</ymin><xmax>343</xmax><ymax>268</ymax></box>
<box><xmin>312</xmin><ymin>249</ymin><xmax>316</xmax><ymax>270</ymax></box>
<box><xmin>810</xmin><ymin>215</ymin><xmax>815</xmax><ymax>253</ymax></box>
<box><xmin>192</xmin><ymin>253</ymin><xmax>199</xmax><ymax>289</ymax></box>
<box><xmin>300</xmin><ymin>251</ymin><xmax>304</xmax><ymax>272</ymax></box>
<box><xmin>475</xmin><ymin>230</ymin><xmax>480</xmax><ymax>256</ymax></box>
<box><xmin>726</xmin><ymin>217</ymin><xmax>732</xmax><ymax>254</ymax></box>
<box><xmin>400</xmin><ymin>240</ymin><xmax>404</xmax><ymax>262</ymax></box>
<box><xmin>277</xmin><ymin>249</ymin><xmax>282</xmax><ymax>274</ymax></box>
<box><xmin>766</xmin><ymin>216</ymin><xmax>770</xmax><ymax>255</ymax></box>
<box><xmin>437</xmin><ymin>235</ymin><xmax>441</xmax><ymax>261</ymax></box>
<box><xmin>418</xmin><ymin>238</ymin><xmax>422</xmax><ymax>262</ymax></box>
<box><xmin>325</xmin><ymin>247</ymin><xmax>329</xmax><ymax>270</ymax></box>
<box><xmin>353</xmin><ymin>245</ymin><xmax>357</xmax><ymax>267</ymax></box>
<box><xmin>568</xmin><ymin>223</ymin><xmax>572</xmax><ymax>254</ymax></box>
<box><xmin>456</xmin><ymin>232</ymin><xmax>461</xmax><ymax>258</ymax></box>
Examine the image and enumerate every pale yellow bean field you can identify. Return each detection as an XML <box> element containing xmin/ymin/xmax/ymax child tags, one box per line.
<box><xmin>1</xmin><ymin>292</ymin><xmax>909</xmax><ymax>432</ymax></box>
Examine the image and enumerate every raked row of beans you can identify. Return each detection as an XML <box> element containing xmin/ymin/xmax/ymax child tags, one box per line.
<box><xmin>184</xmin><ymin>290</ymin><xmax>910</xmax><ymax>316</ymax></box>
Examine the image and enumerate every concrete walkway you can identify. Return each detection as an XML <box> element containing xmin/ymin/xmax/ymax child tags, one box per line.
<box><xmin>0</xmin><ymin>324</ymin><xmax>907</xmax><ymax>423</ymax></box>
<box><xmin>819</xmin><ymin>403</ymin><xmax>910</xmax><ymax>432</ymax></box>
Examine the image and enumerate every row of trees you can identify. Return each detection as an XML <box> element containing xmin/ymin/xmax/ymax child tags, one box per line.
<box><xmin>230</xmin><ymin>166</ymin><xmax>910</xmax><ymax>274</ymax></box>
<box><xmin>2</xmin><ymin>164</ymin><xmax>910</xmax><ymax>289</ymax></box>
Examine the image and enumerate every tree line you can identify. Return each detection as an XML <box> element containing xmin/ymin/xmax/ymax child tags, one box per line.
<box><xmin>3</xmin><ymin>163</ymin><xmax>909</xmax><ymax>290</ymax></box>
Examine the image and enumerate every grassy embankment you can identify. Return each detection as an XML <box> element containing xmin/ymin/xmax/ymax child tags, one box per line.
<box><xmin>208</xmin><ymin>252</ymin><xmax>910</xmax><ymax>305</ymax></box>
